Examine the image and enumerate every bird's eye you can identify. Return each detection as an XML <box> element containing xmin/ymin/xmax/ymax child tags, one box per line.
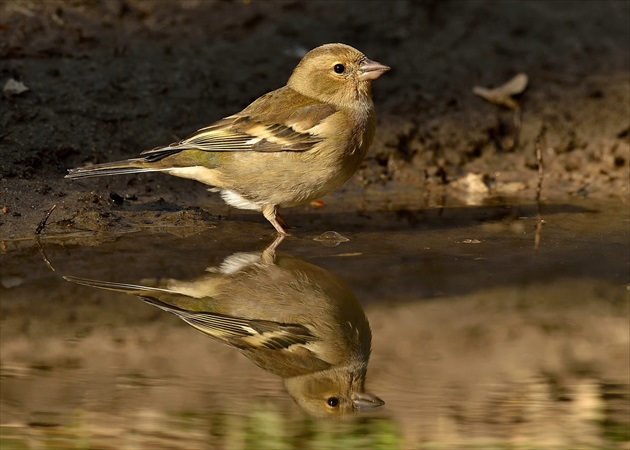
<box><xmin>326</xmin><ymin>397</ymin><xmax>340</xmax><ymax>408</ymax></box>
<box><xmin>333</xmin><ymin>64</ymin><xmax>345</xmax><ymax>74</ymax></box>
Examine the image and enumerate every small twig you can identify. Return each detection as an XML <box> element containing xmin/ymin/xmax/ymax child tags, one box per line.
<box><xmin>34</xmin><ymin>204</ymin><xmax>58</xmax><ymax>271</ymax></box>
<box><xmin>535</xmin><ymin>129</ymin><xmax>546</xmax><ymax>207</ymax></box>
<box><xmin>534</xmin><ymin>127</ymin><xmax>546</xmax><ymax>252</ymax></box>
<box><xmin>36</xmin><ymin>235</ymin><xmax>56</xmax><ymax>272</ymax></box>
<box><xmin>35</xmin><ymin>204</ymin><xmax>57</xmax><ymax>235</ymax></box>
<box><xmin>534</xmin><ymin>215</ymin><xmax>545</xmax><ymax>253</ymax></box>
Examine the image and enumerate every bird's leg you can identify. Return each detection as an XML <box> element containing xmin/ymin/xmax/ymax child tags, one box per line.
<box><xmin>262</xmin><ymin>204</ymin><xmax>288</xmax><ymax>235</ymax></box>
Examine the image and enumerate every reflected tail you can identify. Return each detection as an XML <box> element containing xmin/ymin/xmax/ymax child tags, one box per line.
<box><xmin>63</xmin><ymin>275</ymin><xmax>174</xmax><ymax>295</ymax></box>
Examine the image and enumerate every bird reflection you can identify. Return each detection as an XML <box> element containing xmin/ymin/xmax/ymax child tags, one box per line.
<box><xmin>64</xmin><ymin>235</ymin><xmax>383</xmax><ymax>417</ymax></box>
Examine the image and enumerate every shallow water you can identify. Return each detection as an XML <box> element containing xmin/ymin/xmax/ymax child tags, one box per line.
<box><xmin>1</xmin><ymin>198</ymin><xmax>628</xmax><ymax>449</ymax></box>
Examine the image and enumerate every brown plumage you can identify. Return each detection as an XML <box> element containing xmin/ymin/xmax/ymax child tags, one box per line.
<box><xmin>66</xmin><ymin>43</ymin><xmax>390</xmax><ymax>234</ymax></box>
<box><xmin>64</xmin><ymin>236</ymin><xmax>384</xmax><ymax>416</ymax></box>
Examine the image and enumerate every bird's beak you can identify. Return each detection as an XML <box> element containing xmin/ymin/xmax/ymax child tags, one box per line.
<box><xmin>352</xmin><ymin>391</ymin><xmax>385</xmax><ymax>410</ymax></box>
<box><xmin>359</xmin><ymin>59</ymin><xmax>391</xmax><ymax>81</ymax></box>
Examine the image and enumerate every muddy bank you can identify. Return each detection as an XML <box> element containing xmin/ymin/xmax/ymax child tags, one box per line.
<box><xmin>1</xmin><ymin>0</ymin><xmax>628</xmax><ymax>243</ymax></box>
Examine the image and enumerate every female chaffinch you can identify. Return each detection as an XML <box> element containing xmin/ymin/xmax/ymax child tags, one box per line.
<box><xmin>66</xmin><ymin>43</ymin><xmax>390</xmax><ymax>234</ymax></box>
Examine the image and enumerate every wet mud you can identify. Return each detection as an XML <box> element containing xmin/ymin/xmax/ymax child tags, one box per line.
<box><xmin>1</xmin><ymin>0</ymin><xmax>628</xmax><ymax>241</ymax></box>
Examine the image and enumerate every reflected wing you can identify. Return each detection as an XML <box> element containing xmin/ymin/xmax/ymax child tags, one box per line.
<box><xmin>140</xmin><ymin>296</ymin><xmax>316</xmax><ymax>350</ymax></box>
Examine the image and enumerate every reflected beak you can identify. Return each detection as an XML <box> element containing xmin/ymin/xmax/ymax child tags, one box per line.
<box><xmin>352</xmin><ymin>391</ymin><xmax>385</xmax><ymax>410</ymax></box>
<box><xmin>359</xmin><ymin>59</ymin><xmax>391</xmax><ymax>81</ymax></box>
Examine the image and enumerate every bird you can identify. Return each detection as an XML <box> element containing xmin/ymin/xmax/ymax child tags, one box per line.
<box><xmin>65</xmin><ymin>43</ymin><xmax>390</xmax><ymax>234</ymax></box>
<box><xmin>63</xmin><ymin>235</ymin><xmax>384</xmax><ymax>416</ymax></box>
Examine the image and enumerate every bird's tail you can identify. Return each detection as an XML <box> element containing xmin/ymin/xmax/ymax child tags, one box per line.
<box><xmin>65</xmin><ymin>158</ymin><xmax>171</xmax><ymax>179</ymax></box>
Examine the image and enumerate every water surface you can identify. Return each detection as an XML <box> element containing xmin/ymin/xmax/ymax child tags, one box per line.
<box><xmin>1</xmin><ymin>199</ymin><xmax>628</xmax><ymax>449</ymax></box>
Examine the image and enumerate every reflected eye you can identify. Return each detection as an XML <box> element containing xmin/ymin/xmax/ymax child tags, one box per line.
<box><xmin>333</xmin><ymin>64</ymin><xmax>345</xmax><ymax>74</ymax></box>
<box><xmin>327</xmin><ymin>397</ymin><xmax>340</xmax><ymax>408</ymax></box>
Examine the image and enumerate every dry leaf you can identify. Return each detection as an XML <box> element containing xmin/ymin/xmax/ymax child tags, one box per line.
<box><xmin>473</xmin><ymin>73</ymin><xmax>528</xmax><ymax>110</ymax></box>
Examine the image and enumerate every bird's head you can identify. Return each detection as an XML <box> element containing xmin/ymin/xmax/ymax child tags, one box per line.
<box><xmin>288</xmin><ymin>43</ymin><xmax>390</xmax><ymax>108</ymax></box>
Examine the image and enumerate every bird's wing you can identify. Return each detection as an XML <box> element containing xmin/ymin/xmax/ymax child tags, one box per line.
<box><xmin>138</xmin><ymin>100</ymin><xmax>338</xmax><ymax>163</ymax></box>
<box><xmin>186</xmin><ymin>115</ymin><xmax>324</xmax><ymax>152</ymax></box>
<box><xmin>140</xmin><ymin>296</ymin><xmax>316</xmax><ymax>350</ymax></box>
